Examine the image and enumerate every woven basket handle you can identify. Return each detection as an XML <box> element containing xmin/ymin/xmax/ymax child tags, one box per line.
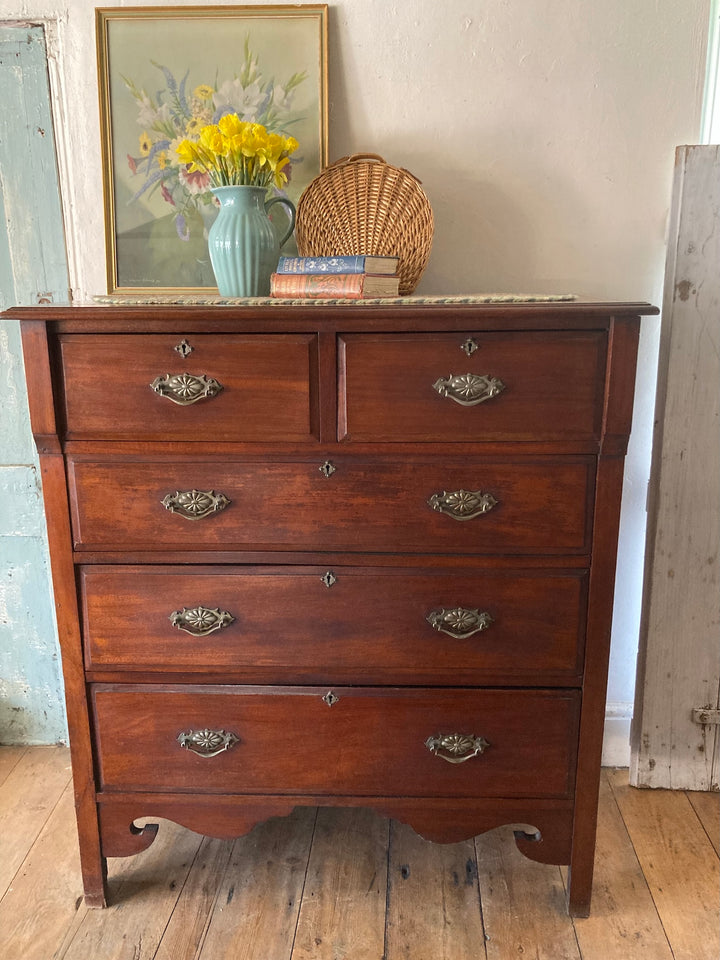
<box><xmin>328</xmin><ymin>153</ymin><xmax>423</xmax><ymax>184</ymax></box>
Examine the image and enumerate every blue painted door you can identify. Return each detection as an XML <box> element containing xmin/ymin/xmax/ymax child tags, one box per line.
<box><xmin>0</xmin><ymin>24</ymin><xmax>70</xmax><ymax>743</ymax></box>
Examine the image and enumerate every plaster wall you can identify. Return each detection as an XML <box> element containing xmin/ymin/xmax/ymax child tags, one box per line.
<box><xmin>0</xmin><ymin>0</ymin><xmax>711</xmax><ymax>760</ymax></box>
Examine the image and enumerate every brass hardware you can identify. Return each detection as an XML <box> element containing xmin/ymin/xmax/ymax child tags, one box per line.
<box><xmin>426</xmin><ymin>607</ymin><xmax>494</xmax><ymax>639</ymax></box>
<box><xmin>174</xmin><ymin>339</ymin><xmax>194</xmax><ymax>358</ymax></box>
<box><xmin>177</xmin><ymin>729</ymin><xmax>239</xmax><ymax>758</ymax></box>
<box><xmin>161</xmin><ymin>489</ymin><xmax>230</xmax><ymax>521</ymax></box>
<box><xmin>432</xmin><ymin>373</ymin><xmax>505</xmax><ymax>406</ymax></box>
<box><xmin>321</xmin><ymin>571</ymin><xmax>337</xmax><ymax>588</ymax></box>
<box><xmin>424</xmin><ymin>733</ymin><xmax>489</xmax><ymax>764</ymax></box>
<box><xmin>428</xmin><ymin>489</ymin><xmax>498</xmax><ymax>521</ymax></box>
<box><xmin>150</xmin><ymin>372</ymin><xmax>223</xmax><ymax>405</ymax></box>
<box><xmin>319</xmin><ymin>460</ymin><xmax>337</xmax><ymax>478</ymax></box>
<box><xmin>169</xmin><ymin>606</ymin><xmax>235</xmax><ymax>637</ymax></box>
<box><xmin>460</xmin><ymin>338</ymin><xmax>478</xmax><ymax>356</ymax></box>
<box><xmin>322</xmin><ymin>691</ymin><xmax>339</xmax><ymax>707</ymax></box>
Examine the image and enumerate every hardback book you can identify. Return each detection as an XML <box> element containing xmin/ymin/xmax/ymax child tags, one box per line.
<box><xmin>270</xmin><ymin>272</ymin><xmax>400</xmax><ymax>299</ymax></box>
<box><xmin>276</xmin><ymin>254</ymin><xmax>399</xmax><ymax>275</ymax></box>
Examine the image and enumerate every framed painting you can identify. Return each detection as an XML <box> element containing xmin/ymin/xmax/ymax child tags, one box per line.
<box><xmin>96</xmin><ymin>5</ymin><xmax>328</xmax><ymax>293</ymax></box>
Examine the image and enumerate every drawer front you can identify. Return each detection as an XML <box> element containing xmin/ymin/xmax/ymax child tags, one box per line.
<box><xmin>339</xmin><ymin>331</ymin><xmax>606</xmax><ymax>442</ymax></box>
<box><xmin>68</xmin><ymin>456</ymin><xmax>594</xmax><ymax>554</ymax></box>
<box><xmin>93</xmin><ymin>685</ymin><xmax>579</xmax><ymax>798</ymax></box>
<box><xmin>81</xmin><ymin>566</ymin><xmax>587</xmax><ymax>681</ymax></box>
<box><xmin>59</xmin><ymin>334</ymin><xmax>318</xmax><ymax>441</ymax></box>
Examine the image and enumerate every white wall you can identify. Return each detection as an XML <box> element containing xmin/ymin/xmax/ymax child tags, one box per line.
<box><xmin>3</xmin><ymin>0</ymin><xmax>711</xmax><ymax>761</ymax></box>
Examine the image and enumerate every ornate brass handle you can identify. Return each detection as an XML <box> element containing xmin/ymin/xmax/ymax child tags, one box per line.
<box><xmin>426</xmin><ymin>607</ymin><xmax>494</xmax><ymax>639</ymax></box>
<box><xmin>161</xmin><ymin>489</ymin><xmax>230</xmax><ymax>520</ymax></box>
<box><xmin>425</xmin><ymin>733</ymin><xmax>490</xmax><ymax>764</ymax></box>
<box><xmin>150</xmin><ymin>373</ymin><xmax>223</xmax><ymax>405</ymax></box>
<box><xmin>428</xmin><ymin>489</ymin><xmax>498</xmax><ymax>520</ymax></box>
<box><xmin>170</xmin><ymin>606</ymin><xmax>235</xmax><ymax>637</ymax></box>
<box><xmin>432</xmin><ymin>373</ymin><xmax>505</xmax><ymax>406</ymax></box>
<box><xmin>177</xmin><ymin>729</ymin><xmax>239</xmax><ymax>758</ymax></box>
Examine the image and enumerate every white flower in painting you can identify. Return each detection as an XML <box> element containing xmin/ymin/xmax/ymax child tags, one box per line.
<box><xmin>272</xmin><ymin>85</ymin><xmax>294</xmax><ymax>112</ymax></box>
<box><xmin>136</xmin><ymin>94</ymin><xmax>171</xmax><ymax>129</ymax></box>
<box><xmin>213</xmin><ymin>78</ymin><xmax>264</xmax><ymax>120</ymax></box>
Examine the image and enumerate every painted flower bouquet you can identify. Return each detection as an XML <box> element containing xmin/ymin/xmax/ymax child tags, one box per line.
<box><xmin>175</xmin><ymin>114</ymin><xmax>299</xmax><ymax>190</ymax></box>
<box><xmin>123</xmin><ymin>39</ymin><xmax>306</xmax><ymax>243</ymax></box>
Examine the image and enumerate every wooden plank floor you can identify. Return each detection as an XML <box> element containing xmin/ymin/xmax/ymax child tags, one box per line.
<box><xmin>0</xmin><ymin>747</ymin><xmax>717</xmax><ymax>960</ymax></box>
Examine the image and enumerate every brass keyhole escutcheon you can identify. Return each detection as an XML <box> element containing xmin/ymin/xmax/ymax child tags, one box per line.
<box><xmin>174</xmin><ymin>339</ymin><xmax>194</xmax><ymax>358</ymax></box>
<box><xmin>319</xmin><ymin>461</ymin><xmax>337</xmax><ymax>478</ymax></box>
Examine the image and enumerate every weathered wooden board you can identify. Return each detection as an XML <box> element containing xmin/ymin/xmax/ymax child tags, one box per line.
<box><xmin>563</xmin><ymin>772</ymin><xmax>674</xmax><ymax>959</ymax></box>
<box><xmin>475</xmin><ymin>828</ymin><xmax>578</xmax><ymax>960</ymax></box>
<box><xmin>631</xmin><ymin>144</ymin><xmax>720</xmax><ymax>790</ymax></box>
<box><xmin>292</xmin><ymin>808</ymin><xmax>388</xmax><ymax>960</ymax></box>
<box><xmin>609</xmin><ymin>769</ymin><xmax>720</xmax><ymax>960</ymax></box>
<box><xmin>386</xmin><ymin>820</ymin><xmax>488</xmax><ymax>960</ymax></box>
<box><xmin>0</xmin><ymin>746</ymin><xmax>72</xmax><ymax>899</ymax></box>
<box><xmin>195</xmin><ymin>806</ymin><xmax>316</xmax><ymax>960</ymax></box>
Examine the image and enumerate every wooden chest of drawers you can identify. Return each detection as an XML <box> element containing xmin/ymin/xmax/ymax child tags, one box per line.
<box><xmin>13</xmin><ymin>299</ymin><xmax>656</xmax><ymax>916</ymax></box>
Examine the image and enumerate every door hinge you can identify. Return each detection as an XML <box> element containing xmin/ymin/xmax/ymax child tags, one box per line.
<box><xmin>692</xmin><ymin>708</ymin><xmax>720</xmax><ymax>725</ymax></box>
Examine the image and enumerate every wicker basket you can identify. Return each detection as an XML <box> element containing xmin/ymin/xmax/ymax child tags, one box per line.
<box><xmin>295</xmin><ymin>153</ymin><xmax>434</xmax><ymax>295</ymax></box>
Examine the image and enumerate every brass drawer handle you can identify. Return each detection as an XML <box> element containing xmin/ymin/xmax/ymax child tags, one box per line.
<box><xmin>428</xmin><ymin>489</ymin><xmax>498</xmax><ymax>520</ymax></box>
<box><xmin>432</xmin><ymin>373</ymin><xmax>505</xmax><ymax>406</ymax></box>
<box><xmin>161</xmin><ymin>489</ymin><xmax>230</xmax><ymax>521</ymax></box>
<box><xmin>150</xmin><ymin>373</ymin><xmax>223</xmax><ymax>405</ymax></box>
<box><xmin>426</xmin><ymin>607</ymin><xmax>493</xmax><ymax>639</ymax></box>
<box><xmin>170</xmin><ymin>606</ymin><xmax>235</xmax><ymax>637</ymax></box>
<box><xmin>177</xmin><ymin>729</ymin><xmax>239</xmax><ymax>758</ymax></box>
<box><xmin>425</xmin><ymin>733</ymin><xmax>489</xmax><ymax>764</ymax></box>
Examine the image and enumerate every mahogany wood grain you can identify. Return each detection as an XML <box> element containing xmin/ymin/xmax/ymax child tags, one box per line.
<box><xmin>58</xmin><ymin>333</ymin><xmax>318</xmax><ymax>442</ymax></box>
<box><xmin>80</xmin><ymin>564</ymin><xmax>587</xmax><ymax>683</ymax></box>
<box><xmin>92</xmin><ymin>685</ymin><xmax>579</xmax><ymax>799</ymax></box>
<box><xmin>339</xmin><ymin>330</ymin><xmax>606</xmax><ymax>442</ymax></box>
<box><xmin>67</xmin><ymin>456</ymin><xmax>594</xmax><ymax>554</ymax></box>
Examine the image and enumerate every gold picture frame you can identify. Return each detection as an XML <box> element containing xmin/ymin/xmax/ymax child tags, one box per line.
<box><xmin>96</xmin><ymin>5</ymin><xmax>328</xmax><ymax>294</ymax></box>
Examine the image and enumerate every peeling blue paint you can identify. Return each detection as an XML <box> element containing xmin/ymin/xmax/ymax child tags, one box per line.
<box><xmin>0</xmin><ymin>24</ymin><xmax>69</xmax><ymax>744</ymax></box>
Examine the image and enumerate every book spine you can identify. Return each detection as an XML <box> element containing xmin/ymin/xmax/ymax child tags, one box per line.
<box><xmin>270</xmin><ymin>273</ymin><xmax>364</xmax><ymax>298</ymax></box>
<box><xmin>275</xmin><ymin>255</ymin><xmax>364</xmax><ymax>274</ymax></box>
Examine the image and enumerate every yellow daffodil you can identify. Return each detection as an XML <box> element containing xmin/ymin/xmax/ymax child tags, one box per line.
<box><xmin>173</xmin><ymin>113</ymin><xmax>298</xmax><ymax>189</ymax></box>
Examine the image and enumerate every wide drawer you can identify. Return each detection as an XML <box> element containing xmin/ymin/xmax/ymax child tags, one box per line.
<box><xmin>68</xmin><ymin>456</ymin><xmax>594</xmax><ymax>554</ymax></box>
<box><xmin>58</xmin><ymin>334</ymin><xmax>318</xmax><ymax>441</ymax></box>
<box><xmin>339</xmin><ymin>331</ymin><xmax>606</xmax><ymax>442</ymax></box>
<box><xmin>81</xmin><ymin>565</ymin><xmax>587</xmax><ymax>682</ymax></box>
<box><xmin>92</xmin><ymin>685</ymin><xmax>580</xmax><ymax>798</ymax></box>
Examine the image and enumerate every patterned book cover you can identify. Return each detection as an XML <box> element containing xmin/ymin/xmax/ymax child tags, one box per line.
<box><xmin>276</xmin><ymin>255</ymin><xmax>399</xmax><ymax>275</ymax></box>
<box><xmin>270</xmin><ymin>272</ymin><xmax>400</xmax><ymax>298</ymax></box>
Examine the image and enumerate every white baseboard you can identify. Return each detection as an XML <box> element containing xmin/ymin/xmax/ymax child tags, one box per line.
<box><xmin>602</xmin><ymin>701</ymin><xmax>633</xmax><ymax>767</ymax></box>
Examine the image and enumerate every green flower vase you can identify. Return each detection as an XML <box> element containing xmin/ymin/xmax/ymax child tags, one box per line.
<box><xmin>208</xmin><ymin>185</ymin><xmax>296</xmax><ymax>297</ymax></box>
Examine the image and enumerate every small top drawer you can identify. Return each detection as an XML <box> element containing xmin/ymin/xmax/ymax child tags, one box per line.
<box><xmin>339</xmin><ymin>331</ymin><xmax>606</xmax><ymax>442</ymax></box>
<box><xmin>58</xmin><ymin>334</ymin><xmax>318</xmax><ymax>441</ymax></box>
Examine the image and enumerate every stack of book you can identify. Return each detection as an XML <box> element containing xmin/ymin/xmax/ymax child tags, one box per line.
<box><xmin>270</xmin><ymin>254</ymin><xmax>400</xmax><ymax>299</ymax></box>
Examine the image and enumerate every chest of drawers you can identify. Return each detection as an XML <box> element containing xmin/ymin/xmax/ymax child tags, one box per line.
<box><xmin>13</xmin><ymin>299</ymin><xmax>656</xmax><ymax>916</ymax></box>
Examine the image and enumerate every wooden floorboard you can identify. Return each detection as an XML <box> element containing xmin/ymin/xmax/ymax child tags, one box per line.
<box><xmin>1</xmin><ymin>746</ymin><xmax>719</xmax><ymax>960</ymax></box>
<box><xmin>562</xmin><ymin>772</ymin><xmax>674</xmax><ymax>960</ymax></box>
<box><xmin>686</xmin><ymin>788</ymin><xmax>719</xmax><ymax>857</ymax></box>
<box><xmin>608</xmin><ymin>768</ymin><xmax>720</xmax><ymax>960</ymax></box>
<box><xmin>0</xmin><ymin>746</ymin><xmax>72</xmax><ymax>900</ymax></box>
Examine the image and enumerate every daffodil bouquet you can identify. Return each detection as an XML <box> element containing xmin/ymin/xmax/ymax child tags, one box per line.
<box><xmin>175</xmin><ymin>113</ymin><xmax>299</xmax><ymax>191</ymax></box>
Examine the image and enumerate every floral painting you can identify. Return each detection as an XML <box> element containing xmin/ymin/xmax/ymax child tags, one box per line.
<box><xmin>97</xmin><ymin>6</ymin><xmax>328</xmax><ymax>292</ymax></box>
